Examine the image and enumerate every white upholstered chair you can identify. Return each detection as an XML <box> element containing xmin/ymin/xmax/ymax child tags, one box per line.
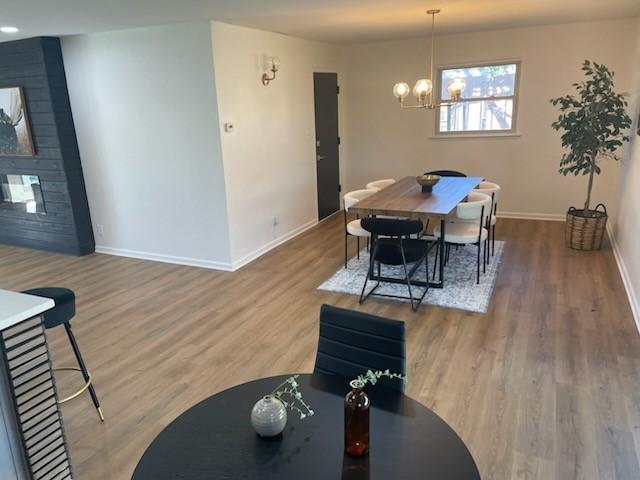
<box><xmin>343</xmin><ymin>189</ymin><xmax>377</xmax><ymax>268</ymax></box>
<box><xmin>475</xmin><ymin>181</ymin><xmax>501</xmax><ymax>258</ymax></box>
<box><xmin>365</xmin><ymin>178</ymin><xmax>395</xmax><ymax>191</ymax></box>
<box><xmin>433</xmin><ymin>192</ymin><xmax>492</xmax><ymax>284</ymax></box>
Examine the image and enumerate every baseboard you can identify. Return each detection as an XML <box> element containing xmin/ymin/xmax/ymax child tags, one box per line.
<box><xmin>497</xmin><ymin>211</ymin><xmax>566</xmax><ymax>222</ymax></box>
<box><xmin>94</xmin><ymin>219</ymin><xmax>319</xmax><ymax>273</ymax></box>
<box><xmin>94</xmin><ymin>246</ymin><xmax>235</xmax><ymax>271</ymax></box>
<box><xmin>606</xmin><ymin>224</ymin><xmax>640</xmax><ymax>335</ymax></box>
<box><xmin>230</xmin><ymin>219</ymin><xmax>318</xmax><ymax>271</ymax></box>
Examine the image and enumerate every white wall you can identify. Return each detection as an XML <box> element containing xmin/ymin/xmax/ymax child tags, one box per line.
<box><xmin>341</xmin><ymin>19</ymin><xmax>637</xmax><ymax>220</ymax></box>
<box><xmin>211</xmin><ymin>22</ymin><xmax>343</xmax><ymax>267</ymax></box>
<box><xmin>62</xmin><ymin>22</ymin><xmax>233</xmax><ymax>269</ymax></box>
<box><xmin>611</xmin><ymin>18</ymin><xmax>640</xmax><ymax>330</ymax></box>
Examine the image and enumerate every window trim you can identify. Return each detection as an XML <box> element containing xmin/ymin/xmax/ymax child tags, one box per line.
<box><xmin>434</xmin><ymin>59</ymin><xmax>521</xmax><ymax>137</ymax></box>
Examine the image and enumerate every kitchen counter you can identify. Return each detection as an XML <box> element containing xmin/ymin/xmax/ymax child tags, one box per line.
<box><xmin>0</xmin><ymin>289</ymin><xmax>73</xmax><ymax>479</ymax></box>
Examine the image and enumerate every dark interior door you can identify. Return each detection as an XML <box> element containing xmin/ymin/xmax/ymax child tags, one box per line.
<box><xmin>313</xmin><ymin>72</ymin><xmax>340</xmax><ymax>220</ymax></box>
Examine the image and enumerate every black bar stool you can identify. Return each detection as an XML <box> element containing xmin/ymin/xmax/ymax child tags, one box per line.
<box><xmin>23</xmin><ymin>287</ymin><xmax>104</xmax><ymax>422</ymax></box>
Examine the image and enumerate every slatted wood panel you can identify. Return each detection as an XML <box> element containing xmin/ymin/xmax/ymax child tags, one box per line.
<box><xmin>0</xmin><ymin>217</ymin><xmax>639</xmax><ymax>479</ymax></box>
<box><xmin>0</xmin><ymin>37</ymin><xmax>93</xmax><ymax>255</ymax></box>
<box><xmin>0</xmin><ymin>316</ymin><xmax>72</xmax><ymax>479</ymax></box>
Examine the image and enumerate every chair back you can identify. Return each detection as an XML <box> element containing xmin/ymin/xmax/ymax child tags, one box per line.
<box><xmin>344</xmin><ymin>189</ymin><xmax>376</xmax><ymax>211</ymax></box>
<box><xmin>314</xmin><ymin>304</ymin><xmax>406</xmax><ymax>392</ymax></box>
<box><xmin>456</xmin><ymin>192</ymin><xmax>492</xmax><ymax>221</ymax></box>
<box><xmin>476</xmin><ymin>181</ymin><xmax>501</xmax><ymax>205</ymax></box>
<box><xmin>366</xmin><ymin>178</ymin><xmax>395</xmax><ymax>191</ymax></box>
<box><xmin>424</xmin><ymin>170</ymin><xmax>466</xmax><ymax>177</ymax></box>
<box><xmin>361</xmin><ymin>217</ymin><xmax>423</xmax><ymax>237</ymax></box>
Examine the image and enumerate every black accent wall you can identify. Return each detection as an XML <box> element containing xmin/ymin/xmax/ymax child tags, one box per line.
<box><xmin>0</xmin><ymin>37</ymin><xmax>94</xmax><ymax>255</ymax></box>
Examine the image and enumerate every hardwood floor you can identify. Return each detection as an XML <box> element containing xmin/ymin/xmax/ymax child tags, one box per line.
<box><xmin>1</xmin><ymin>216</ymin><xmax>639</xmax><ymax>479</ymax></box>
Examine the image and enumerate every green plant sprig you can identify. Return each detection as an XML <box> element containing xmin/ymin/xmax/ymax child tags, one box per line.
<box><xmin>351</xmin><ymin>369</ymin><xmax>406</xmax><ymax>389</ymax></box>
<box><xmin>269</xmin><ymin>375</ymin><xmax>315</xmax><ymax>420</ymax></box>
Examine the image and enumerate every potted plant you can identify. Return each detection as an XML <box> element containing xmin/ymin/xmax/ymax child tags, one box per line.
<box><xmin>550</xmin><ymin>60</ymin><xmax>632</xmax><ymax>250</ymax></box>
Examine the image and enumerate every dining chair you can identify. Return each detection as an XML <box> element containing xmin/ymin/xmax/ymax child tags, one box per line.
<box><xmin>343</xmin><ymin>189</ymin><xmax>377</xmax><ymax>268</ymax></box>
<box><xmin>365</xmin><ymin>178</ymin><xmax>396</xmax><ymax>191</ymax></box>
<box><xmin>432</xmin><ymin>192</ymin><xmax>491</xmax><ymax>284</ymax></box>
<box><xmin>424</xmin><ymin>170</ymin><xmax>467</xmax><ymax>177</ymax></box>
<box><xmin>359</xmin><ymin>217</ymin><xmax>431</xmax><ymax>312</ymax></box>
<box><xmin>314</xmin><ymin>304</ymin><xmax>406</xmax><ymax>392</ymax></box>
<box><xmin>475</xmin><ymin>181</ymin><xmax>501</xmax><ymax>258</ymax></box>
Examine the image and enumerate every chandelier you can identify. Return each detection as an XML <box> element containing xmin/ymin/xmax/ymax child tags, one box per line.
<box><xmin>393</xmin><ymin>9</ymin><xmax>466</xmax><ymax>109</ymax></box>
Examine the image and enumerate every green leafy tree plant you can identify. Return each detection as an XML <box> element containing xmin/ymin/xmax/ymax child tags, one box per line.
<box><xmin>550</xmin><ymin>60</ymin><xmax>632</xmax><ymax>216</ymax></box>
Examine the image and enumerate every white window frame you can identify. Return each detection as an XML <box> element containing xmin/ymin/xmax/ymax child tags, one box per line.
<box><xmin>435</xmin><ymin>59</ymin><xmax>521</xmax><ymax>138</ymax></box>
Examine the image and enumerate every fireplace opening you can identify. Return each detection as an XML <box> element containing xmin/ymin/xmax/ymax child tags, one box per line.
<box><xmin>0</xmin><ymin>174</ymin><xmax>46</xmax><ymax>214</ymax></box>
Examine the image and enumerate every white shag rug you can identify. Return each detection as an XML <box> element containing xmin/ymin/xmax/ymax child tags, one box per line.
<box><xmin>318</xmin><ymin>241</ymin><xmax>505</xmax><ymax>313</ymax></box>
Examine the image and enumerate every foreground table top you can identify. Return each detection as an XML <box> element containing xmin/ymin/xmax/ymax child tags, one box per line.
<box><xmin>350</xmin><ymin>176</ymin><xmax>483</xmax><ymax>218</ymax></box>
<box><xmin>132</xmin><ymin>373</ymin><xmax>480</xmax><ymax>480</ymax></box>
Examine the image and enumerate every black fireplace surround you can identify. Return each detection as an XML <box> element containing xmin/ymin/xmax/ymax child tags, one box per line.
<box><xmin>0</xmin><ymin>37</ymin><xmax>94</xmax><ymax>255</ymax></box>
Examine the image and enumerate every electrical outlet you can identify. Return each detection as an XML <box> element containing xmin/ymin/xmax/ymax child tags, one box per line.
<box><xmin>273</xmin><ymin>216</ymin><xmax>279</xmax><ymax>227</ymax></box>
<box><xmin>96</xmin><ymin>224</ymin><xmax>104</xmax><ymax>236</ymax></box>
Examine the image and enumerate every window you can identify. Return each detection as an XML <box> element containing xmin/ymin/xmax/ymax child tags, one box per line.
<box><xmin>436</xmin><ymin>62</ymin><xmax>519</xmax><ymax>135</ymax></box>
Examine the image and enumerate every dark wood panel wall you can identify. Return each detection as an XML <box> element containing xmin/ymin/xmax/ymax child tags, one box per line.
<box><xmin>0</xmin><ymin>37</ymin><xmax>94</xmax><ymax>255</ymax></box>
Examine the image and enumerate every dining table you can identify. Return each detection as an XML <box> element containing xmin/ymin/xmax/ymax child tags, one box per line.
<box><xmin>348</xmin><ymin>175</ymin><xmax>483</xmax><ymax>288</ymax></box>
<box><xmin>132</xmin><ymin>373</ymin><xmax>480</xmax><ymax>479</ymax></box>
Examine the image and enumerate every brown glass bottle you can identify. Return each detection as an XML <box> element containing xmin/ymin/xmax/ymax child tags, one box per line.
<box><xmin>344</xmin><ymin>380</ymin><xmax>370</xmax><ymax>457</ymax></box>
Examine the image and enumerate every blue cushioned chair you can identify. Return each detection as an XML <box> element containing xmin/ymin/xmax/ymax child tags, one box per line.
<box><xmin>314</xmin><ymin>304</ymin><xmax>406</xmax><ymax>392</ymax></box>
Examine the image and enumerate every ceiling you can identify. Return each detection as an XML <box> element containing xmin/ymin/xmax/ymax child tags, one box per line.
<box><xmin>1</xmin><ymin>0</ymin><xmax>639</xmax><ymax>44</ymax></box>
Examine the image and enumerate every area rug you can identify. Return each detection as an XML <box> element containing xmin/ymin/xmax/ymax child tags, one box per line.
<box><xmin>318</xmin><ymin>241</ymin><xmax>505</xmax><ymax>313</ymax></box>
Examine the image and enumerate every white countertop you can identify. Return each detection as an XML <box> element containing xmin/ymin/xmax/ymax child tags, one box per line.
<box><xmin>0</xmin><ymin>290</ymin><xmax>54</xmax><ymax>331</ymax></box>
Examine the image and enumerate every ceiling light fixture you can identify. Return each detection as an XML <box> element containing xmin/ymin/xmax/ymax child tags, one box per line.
<box><xmin>393</xmin><ymin>10</ymin><xmax>466</xmax><ymax>109</ymax></box>
<box><xmin>0</xmin><ymin>26</ymin><xmax>19</xmax><ymax>34</ymax></box>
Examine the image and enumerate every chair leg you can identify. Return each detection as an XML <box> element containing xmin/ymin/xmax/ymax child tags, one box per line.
<box><xmin>357</xmin><ymin>236</ymin><xmax>360</xmax><ymax>260</ymax></box>
<box><xmin>476</xmin><ymin>241</ymin><xmax>481</xmax><ymax>285</ymax></box>
<box><xmin>432</xmin><ymin>243</ymin><xmax>439</xmax><ymax>281</ymax></box>
<box><xmin>359</xmin><ymin>243</ymin><xmax>379</xmax><ymax>304</ymax></box>
<box><xmin>400</xmin><ymin>248</ymin><xmax>417</xmax><ymax>311</ymax></box>
<box><xmin>344</xmin><ymin>233</ymin><xmax>348</xmax><ymax>269</ymax></box>
<box><xmin>492</xmin><ymin>224</ymin><xmax>496</xmax><ymax>256</ymax></box>
<box><xmin>486</xmin><ymin>226</ymin><xmax>491</xmax><ymax>266</ymax></box>
<box><xmin>63</xmin><ymin>323</ymin><xmax>104</xmax><ymax>422</ymax></box>
<box><xmin>483</xmin><ymin>238</ymin><xmax>487</xmax><ymax>274</ymax></box>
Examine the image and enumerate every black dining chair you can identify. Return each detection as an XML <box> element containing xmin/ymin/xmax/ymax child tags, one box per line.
<box><xmin>424</xmin><ymin>170</ymin><xmax>467</xmax><ymax>177</ymax></box>
<box><xmin>359</xmin><ymin>217</ymin><xmax>432</xmax><ymax>312</ymax></box>
<box><xmin>314</xmin><ymin>304</ymin><xmax>406</xmax><ymax>392</ymax></box>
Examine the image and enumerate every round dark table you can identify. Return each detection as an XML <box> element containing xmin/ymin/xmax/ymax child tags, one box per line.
<box><xmin>132</xmin><ymin>374</ymin><xmax>480</xmax><ymax>480</ymax></box>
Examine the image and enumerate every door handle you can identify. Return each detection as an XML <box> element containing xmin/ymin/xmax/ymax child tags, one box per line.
<box><xmin>317</xmin><ymin>154</ymin><xmax>326</xmax><ymax>161</ymax></box>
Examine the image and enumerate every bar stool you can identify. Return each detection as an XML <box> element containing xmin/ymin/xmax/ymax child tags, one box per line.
<box><xmin>22</xmin><ymin>287</ymin><xmax>104</xmax><ymax>422</ymax></box>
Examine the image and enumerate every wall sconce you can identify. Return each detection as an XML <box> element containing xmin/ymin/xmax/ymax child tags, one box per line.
<box><xmin>262</xmin><ymin>56</ymin><xmax>281</xmax><ymax>86</ymax></box>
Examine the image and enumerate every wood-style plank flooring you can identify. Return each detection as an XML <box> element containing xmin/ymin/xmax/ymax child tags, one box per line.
<box><xmin>1</xmin><ymin>216</ymin><xmax>639</xmax><ymax>479</ymax></box>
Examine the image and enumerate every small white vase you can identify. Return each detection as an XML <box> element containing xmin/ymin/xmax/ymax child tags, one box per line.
<box><xmin>251</xmin><ymin>395</ymin><xmax>287</xmax><ymax>437</ymax></box>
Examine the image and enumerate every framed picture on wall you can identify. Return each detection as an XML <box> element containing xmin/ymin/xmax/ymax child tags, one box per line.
<box><xmin>0</xmin><ymin>86</ymin><xmax>35</xmax><ymax>156</ymax></box>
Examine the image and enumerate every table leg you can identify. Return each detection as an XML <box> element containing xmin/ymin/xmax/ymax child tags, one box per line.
<box><xmin>429</xmin><ymin>219</ymin><xmax>445</xmax><ymax>289</ymax></box>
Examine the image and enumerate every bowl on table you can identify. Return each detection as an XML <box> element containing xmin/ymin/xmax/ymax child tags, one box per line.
<box><xmin>416</xmin><ymin>175</ymin><xmax>440</xmax><ymax>193</ymax></box>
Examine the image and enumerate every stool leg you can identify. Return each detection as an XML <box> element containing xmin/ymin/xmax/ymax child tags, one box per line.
<box><xmin>63</xmin><ymin>323</ymin><xmax>104</xmax><ymax>422</ymax></box>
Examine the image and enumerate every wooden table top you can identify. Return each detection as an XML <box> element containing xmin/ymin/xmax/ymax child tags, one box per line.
<box><xmin>349</xmin><ymin>176</ymin><xmax>483</xmax><ymax>218</ymax></box>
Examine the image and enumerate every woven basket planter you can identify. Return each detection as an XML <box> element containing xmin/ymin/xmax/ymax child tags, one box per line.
<box><xmin>565</xmin><ymin>203</ymin><xmax>607</xmax><ymax>251</ymax></box>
